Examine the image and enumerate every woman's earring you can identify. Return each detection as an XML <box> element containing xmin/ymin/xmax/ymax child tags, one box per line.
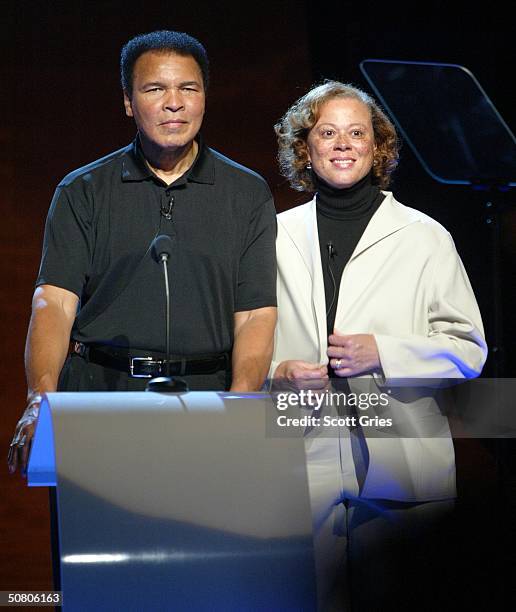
<box><xmin>306</xmin><ymin>162</ymin><xmax>312</xmax><ymax>170</ymax></box>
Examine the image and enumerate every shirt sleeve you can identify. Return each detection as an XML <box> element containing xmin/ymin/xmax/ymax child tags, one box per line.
<box><xmin>235</xmin><ymin>190</ymin><xmax>277</xmax><ymax>312</ymax></box>
<box><xmin>374</xmin><ymin>232</ymin><xmax>488</xmax><ymax>382</ymax></box>
<box><xmin>36</xmin><ymin>183</ymin><xmax>92</xmax><ymax>299</ymax></box>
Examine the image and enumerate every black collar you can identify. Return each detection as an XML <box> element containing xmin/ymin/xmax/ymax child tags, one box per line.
<box><xmin>121</xmin><ymin>135</ymin><xmax>215</xmax><ymax>186</ymax></box>
<box><xmin>315</xmin><ymin>171</ymin><xmax>381</xmax><ymax>220</ymax></box>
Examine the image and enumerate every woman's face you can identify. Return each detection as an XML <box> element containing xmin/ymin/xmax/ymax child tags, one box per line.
<box><xmin>307</xmin><ymin>97</ymin><xmax>375</xmax><ymax>189</ymax></box>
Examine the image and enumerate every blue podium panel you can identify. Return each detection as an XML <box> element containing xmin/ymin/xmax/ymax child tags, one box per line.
<box><xmin>29</xmin><ymin>392</ymin><xmax>317</xmax><ymax>611</ymax></box>
<box><xmin>27</xmin><ymin>395</ymin><xmax>56</xmax><ymax>486</ymax></box>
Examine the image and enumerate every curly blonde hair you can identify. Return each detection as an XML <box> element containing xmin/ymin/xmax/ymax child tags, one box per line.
<box><xmin>275</xmin><ymin>81</ymin><xmax>399</xmax><ymax>191</ymax></box>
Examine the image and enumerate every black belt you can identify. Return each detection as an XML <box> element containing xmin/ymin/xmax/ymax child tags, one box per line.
<box><xmin>73</xmin><ymin>342</ymin><xmax>230</xmax><ymax>379</ymax></box>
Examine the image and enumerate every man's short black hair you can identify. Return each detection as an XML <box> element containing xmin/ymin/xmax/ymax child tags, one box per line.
<box><xmin>121</xmin><ymin>30</ymin><xmax>209</xmax><ymax>96</ymax></box>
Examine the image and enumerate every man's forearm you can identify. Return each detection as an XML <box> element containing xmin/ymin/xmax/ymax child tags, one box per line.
<box><xmin>25</xmin><ymin>286</ymin><xmax>78</xmax><ymax>396</ymax></box>
<box><xmin>8</xmin><ymin>286</ymin><xmax>77</xmax><ymax>475</ymax></box>
<box><xmin>231</xmin><ymin>307</ymin><xmax>277</xmax><ymax>392</ymax></box>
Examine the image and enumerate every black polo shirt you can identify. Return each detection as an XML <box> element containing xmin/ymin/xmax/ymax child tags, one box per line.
<box><xmin>36</xmin><ymin>138</ymin><xmax>277</xmax><ymax>356</ymax></box>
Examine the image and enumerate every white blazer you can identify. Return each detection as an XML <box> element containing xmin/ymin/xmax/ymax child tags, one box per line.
<box><xmin>271</xmin><ymin>192</ymin><xmax>487</xmax><ymax>501</ymax></box>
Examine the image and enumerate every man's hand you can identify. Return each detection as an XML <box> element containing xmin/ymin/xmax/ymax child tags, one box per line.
<box><xmin>8</xmin><ymin>284</ymin><xmax>77</xmax><ymax>476</ymax></box>
<box><xmin>7</xmin><ymin>396</ymin><xmax>41</xmax><ymax>476</ymax></box>
<box><xmin>327</xmin><ymin>332</ymin><xmax>380</xmax><ymax>376</ymax></box>
<box><xmin>273</xmin><ymin>360</ymin><xmax>328</xmax><ymax>391</ymax></box>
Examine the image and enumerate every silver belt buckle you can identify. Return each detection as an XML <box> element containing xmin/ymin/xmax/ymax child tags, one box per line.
<box><xmin>130</xmin><ymin>356</ymin><xmax>159</xmax><ymax>378</ymax></box>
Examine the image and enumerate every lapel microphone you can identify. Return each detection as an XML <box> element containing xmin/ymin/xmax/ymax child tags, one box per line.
<box><xmin>161</xmin><ymin>195</ymin><xmax>175</xmax><ymax>220</ymax></box>
<box><xmin>326</xmin><ymin>241</ymin><xmax>337</xmax><ymax>317</ymax></box>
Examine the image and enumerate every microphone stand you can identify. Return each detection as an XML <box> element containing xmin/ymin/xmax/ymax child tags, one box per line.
<box><xmin>146</xmin><ymin>236</ymin><xmax>188</xmax><ymax>393</ymax></box>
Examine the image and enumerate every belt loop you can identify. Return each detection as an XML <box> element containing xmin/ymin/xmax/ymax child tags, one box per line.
<box><xmin>179</xmin><ymin>357</ymin><xmax>187</xmax><ymax>376</ymax></box>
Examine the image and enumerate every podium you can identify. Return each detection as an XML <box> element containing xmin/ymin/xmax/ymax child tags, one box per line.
<box><xmin>28</xmin><ymin>392</ymin><xmax>317</xmax><ymax>611</ymax></box>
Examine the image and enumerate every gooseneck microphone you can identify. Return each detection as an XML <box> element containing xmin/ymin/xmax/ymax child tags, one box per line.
<box><xmin>151</xmin><ymin>234</ymin><xmax>174</xmax><ymax>263</ymax></box>
<box><xmin>146</xmin><ymin>234</ymin><xmax>188</xmax><ymax>392</ymax></box>
<box><xmin>152</xmin><ymin>233</ymin><xmax>174</xmax><ymax>264</ymax></box>
<box><xmin>152</xmin><ymin>234</ymin><xmax>173</xmax><ymax>376</ymax></box>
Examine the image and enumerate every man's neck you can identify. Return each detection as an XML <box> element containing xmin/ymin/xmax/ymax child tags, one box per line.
<box><xmin>141</xmin><ymin>139</ymin><xmax>199</xmax><ymax>186</ymax></box>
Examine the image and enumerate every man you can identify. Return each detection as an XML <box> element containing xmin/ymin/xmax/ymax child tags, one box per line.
<box><xmin>9</xmin><ymin>30</ymin><xmax>277</xmax><ymax>474</ymax></box>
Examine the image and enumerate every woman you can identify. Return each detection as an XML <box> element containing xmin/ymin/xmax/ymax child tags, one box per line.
<box><xmin>271</xmin><ymin>81</ymin><xmax>487</xmax><ymax>610</ymax></box>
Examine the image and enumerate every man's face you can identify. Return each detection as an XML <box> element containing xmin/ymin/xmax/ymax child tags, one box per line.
<box><xmin>124</xmin><ymin>51</ymin><xmax>205</xmax><ymax>153</ymax></box>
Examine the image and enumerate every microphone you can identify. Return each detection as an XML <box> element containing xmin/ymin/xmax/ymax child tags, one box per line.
<box><xmin>325</xmin><ymin>241</ymin><xmax>337</xmax><ymax>317</ymax></box>
<box><xmin>160</xmin><ymin>196</ymin><xmax>174</xmax><ymax>220</ymax></box>
<box><xmin>151</xmin><ymin>234</ymin><xmax>174</xmax><ymax>263</ymax></box>
<box><xmin>146</xmin><ymin>234</ymin><xmax>188</xmax><ymax>393</ymax></box>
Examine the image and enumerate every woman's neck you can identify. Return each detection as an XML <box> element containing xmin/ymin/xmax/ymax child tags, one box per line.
<box><xmin>314</xmin><ymin>172</ymin><xmax>380</xmax><ymax>219</ymax></box>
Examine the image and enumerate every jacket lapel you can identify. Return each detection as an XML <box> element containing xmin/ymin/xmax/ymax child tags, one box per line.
<box><xmin>280</xmin><ymin>198</ymin><xmax>327</xmax><ymax>361</ymax></box>
<box><xmin>333</xmin><ymin>193</ymin><xmax>421</xmax><ymax>331</ymax></box>
<box><xmin>350</xmin><ymin>192</ymin><xmax>420</xmax><ymax>261</ymax></box>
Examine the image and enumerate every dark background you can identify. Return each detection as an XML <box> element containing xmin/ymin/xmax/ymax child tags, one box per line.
<box><xmin>1</xmin><ymin>0</ymin><xmax>514</xmax><ymax>606</ymax></box>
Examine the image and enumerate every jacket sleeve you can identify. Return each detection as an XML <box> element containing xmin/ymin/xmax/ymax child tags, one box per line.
<box><xmin>374</xmin><ymin>232</ymin><xmax>487</xmax><ymax>381</ymax></box>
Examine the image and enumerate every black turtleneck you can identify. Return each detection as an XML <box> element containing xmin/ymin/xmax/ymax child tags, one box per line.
<box><xmin>315</xmin><ymin>171</ymin><xmax>385</xmax><ymax>339</ymax></box>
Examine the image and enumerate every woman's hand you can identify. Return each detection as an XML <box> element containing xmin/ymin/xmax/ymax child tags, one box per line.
<box><xmin>327</xmin><ymin>332</ymin><xmax>380</xmax><ymax>376</ymax></box>
<box><xmin>273</xmin><ymin>360</ymin><xmax>328</xmax><ymax>390</ymax></box>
